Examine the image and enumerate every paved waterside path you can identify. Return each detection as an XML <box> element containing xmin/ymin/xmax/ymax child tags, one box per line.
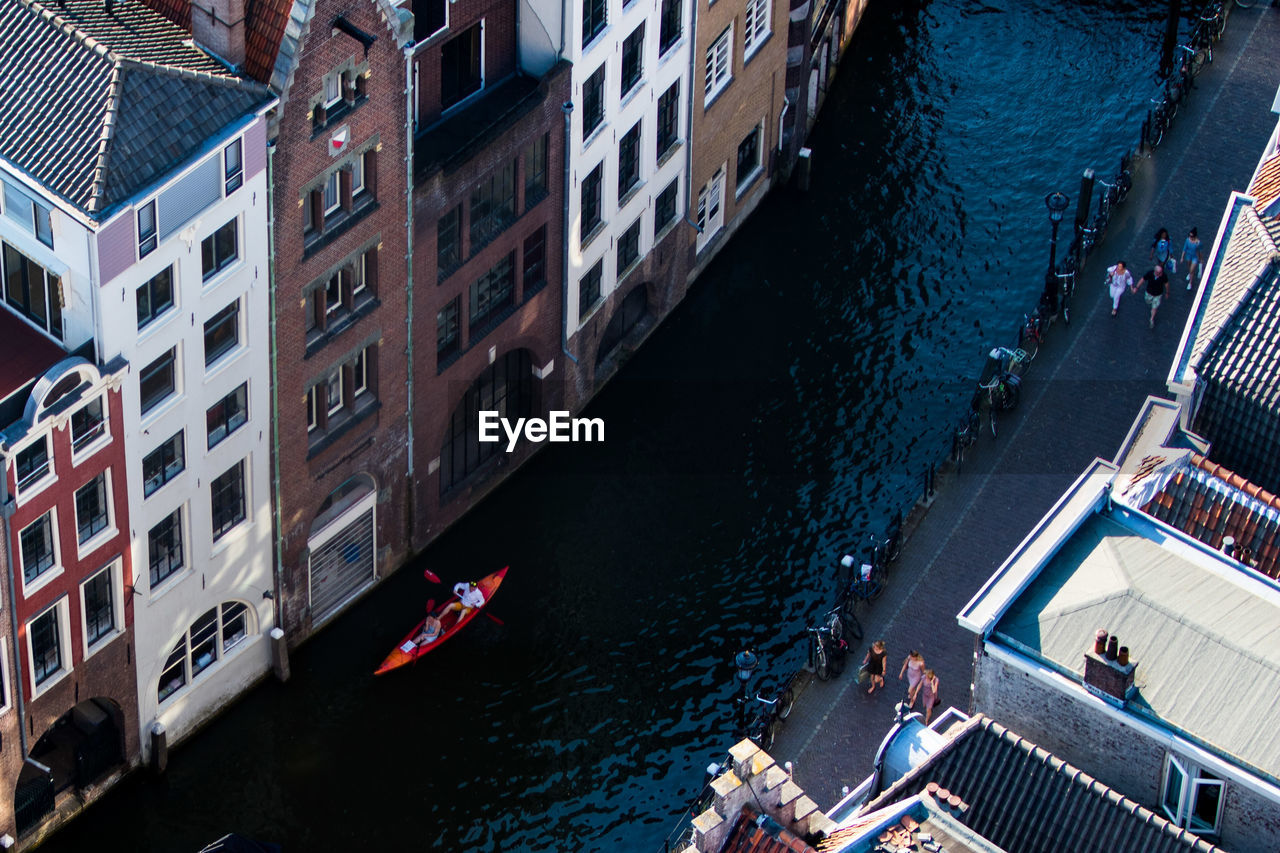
<box><xmin>774</xmin><ymin>5</ymin><xmax>1280</xmax><ymax>807</ymax></box>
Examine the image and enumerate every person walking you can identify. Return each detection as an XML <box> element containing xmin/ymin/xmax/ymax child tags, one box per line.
<box><xmin>899</xmin><ymin>650</ymin><xmax>926</xmax><ymax>708</ymax></box>
<box><xmin>1181</xmin><ymin>227</ymin><xmax>1202</xmax><ymax>290</ymax></box>
<box><xmin>1105</xmin><ymin>261</ymin><xmax>1133</xmax><ymax>317</ymax></box>
<box><xmin>1132</xmin><ymin>263</ymin><xmax>1170</xmax><ymax>329</ymax></box>
<box><xmin>863</xmin><ymin>640</ymin><xmax>887</xmax><ymax>695</ymax></box>
<box><xmin>919</xmin><ymin>669</ymin><xmax>940</xmax><ymax>725</ymax></box>
<box><xmin>1151</xmin><ymin>228</ymin><xmax>1174</xmax><ymax>274</ymax></box>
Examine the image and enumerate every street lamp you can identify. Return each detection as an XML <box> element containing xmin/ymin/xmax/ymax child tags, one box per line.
<box><xmin>1043</xmin><ymin>192</ymin><xmax>1070</xmax><ymax>314</ymax></box>
<box><xmin>734</xmin><ymin>649</ymin><xmax>758</xmax><ymax>733</ymax></box>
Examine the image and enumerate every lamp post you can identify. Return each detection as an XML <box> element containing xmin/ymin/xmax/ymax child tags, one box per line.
<box><xmin>1043</xmin><ymin>192</ymin><xmax>1070</xmax><ymax>314</ymax></box>
<box><xmin>734</xmin><ymin>649</ymin><xmax>758</xmax><ymax>733</ymax></box>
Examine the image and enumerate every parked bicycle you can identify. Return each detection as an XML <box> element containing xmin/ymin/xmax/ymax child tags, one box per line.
<box><xmin>978</xmin><ymin>346</ymin><xmax>1030</xmax><ymax>439</ymax></box>
<box><xmin>1055</xmin><ymin>264</ymin><xmax>1077</xmax><ymax>327</ymax></box>
<box><xmin>868</xmin><ymin>513</ymin><xmax>903</xmax><ymax>579</ymax></box>
<box><xmin>1019</xmin><ymin>310</ymin><xmax>1047</xmax><ymax>359</ymax></box>
<box><xmin>740</xmin><ymin>671</ymin><xmax>800</xmax><ymax>750</ymax></box>
<box><xmin>1145</xmin><ymin>95</ymin><xmax>1174</xmax><ymax>149</ymax></box>
<box><xmin>954</xmin><ymin>405</ymin><xmax>981</xmax><ymax>467</ymax></box>
<box><xmin>839</xmin><ymin>552</ymin><xmax>885</xmax><ymax>608</ymax></box>
<box><xmin>806</xmin><ymin>620</ymin><xmax>848</xmax><ymax>683</ymax></box>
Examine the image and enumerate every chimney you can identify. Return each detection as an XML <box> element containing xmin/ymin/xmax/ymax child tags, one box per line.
<box><xmin>191</xmin><ymin>0</ymin><xmax>246</xmax><ymax>66</ymax></box>
<box><xmin>1082</xmin><ymin>628</ymin><xmax>1137</xmax><ymax>705</ymax></box>
<box><xmin>1222</xmin><ymin>536</ymin><xmax>1236</xmax><ymax>558</ymax></box>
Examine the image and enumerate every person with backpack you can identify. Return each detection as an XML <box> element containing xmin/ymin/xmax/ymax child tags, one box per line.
<box><xmin>1151</xmin><ymin>228</ymin><xmax>1174</xmax><ymax>274</ymax></box>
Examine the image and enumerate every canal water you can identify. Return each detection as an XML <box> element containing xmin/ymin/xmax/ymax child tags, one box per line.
<box><xmin>42</xmin><ymin>1</ymin><xmax>1169</xmax><ymax>850</ymax></box>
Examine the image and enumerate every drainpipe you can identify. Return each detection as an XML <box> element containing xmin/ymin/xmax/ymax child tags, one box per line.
<box><xmin>266</xmin><ymin>132</ymin><xmax>285</xmax><ymax>631</ymax></box>
<box><xmin>403</xmin><ymin>46</ymin><xmax>417</xmax><ymax>536</ymax></box>
<box><xmin>0</xmin><ymin>478</ymin><xmax>30</xmax><ymax>758</ymax></box>
<box><xmin>683</xmin><ymin>0</ymin><xmax>698</xmax><ymax>254</ymax></box>
<box><xmin>560</xmin><ymin>100</ymin><xmax>579</xmax><ymax>364</ymax></box>
<box><xmin>777</xmin><ymin>96</ymin><xmax>790</xmax><ymax>152</ymax></box>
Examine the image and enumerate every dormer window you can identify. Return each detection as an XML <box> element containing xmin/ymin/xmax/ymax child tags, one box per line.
<box><xmin>15</xmin><ymin>437</ymin><xmax>51</xmax><ymax>494</ymax></box>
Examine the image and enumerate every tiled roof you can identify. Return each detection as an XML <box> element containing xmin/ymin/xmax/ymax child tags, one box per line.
<box><xmin>135</xmin><ymin>0</ymin><xmax>296</xmax><ymax>85</ymax></box>
<box><xmin>1194</xmin><ymin>259</ymin><xmax>1280</xmax><ymax>492</ymax></box>
<box><xmin>721</xmin><ymin>807</ymin><xmax>816</xmax><ymax>853</ymax></box>
<box><xmin>0</xmin><ymin>310</ymin><xmax>65</xmax><ymax>407</ymax></box>
<box><xmin>1249</xmin><ymin>150</ymin><xmax>1280</xmax><ymax>215</ymax></box>
<box><xmin>0</xmin><ymin>0</ymin><xmax>269</xmax><ymax>217</ymax></box>
<box><xmin>1131</xmin><ymin>452</ymin><xmax>1280</xmax><ymax>579</ymax></box>
<box><xmin>861</xmin><ymin>715</ymin><xmax>1221</xmax><ymax>853</ymax></box>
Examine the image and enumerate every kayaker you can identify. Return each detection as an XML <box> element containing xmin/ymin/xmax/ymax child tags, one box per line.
<box><xmin>415</xmin><ymin>613</ymin><xmax>442</xmax><ymax>646</ymax></box>
<box><xmin>444</xmin><ymin>581</ymin><xmax>486</xmax><ymax>622</ymax></box>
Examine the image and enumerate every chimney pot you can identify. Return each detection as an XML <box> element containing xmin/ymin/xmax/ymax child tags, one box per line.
<box><xmin>1223</xmin><ymin>536</ymin><xmax>1236</xmax><ymax>557</ymax></box>
<box><xmin>1105</xmin><ymin>636</ymin><xmax>1119</xmax><ymax>661</ymax></box>
<box><xmin>1093</xmin><ymin>629</ymin><xmax>1108</xmax><ymax>654</ymax></box>
<box><xmin>1118</xmin><ymin>646</ymin><xmax>1129</xmax><ymax>666</ymax></box>
<box><xmin>925</xmin><ymin>782</ymin><xmax>939</xmax><ymax>796</ymax></box>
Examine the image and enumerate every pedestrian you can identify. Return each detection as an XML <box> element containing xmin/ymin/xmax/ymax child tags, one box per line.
<box><xmin>1105</xmin><ymin>260</ymin><xmax>1133</xmax><ymax>317</ymax></box>
<box><xmin>919</xmin><ymin>669</ymin><xmax>940</xmax><ymax>724</ymax></box>
<box><xmin>1131</xmin><ymin>263</ymin><xmax>1169</xmax><ymax>329</ymax></box>
<box><xmin>1151</xmin><ymin>228</ymin><xmax>1174</xmax><ymax>274</ymax></box>
<box><xmin>1181</xmin><ymin>227</ymin><xmax>1202</xmax><ymax>290</ymax></box>
<box><xmin>899</xmin><ymin>650</ymin><xmax>926</xmax><ymax>707</ymax></box>
<box><xmin>863</xmin><ymin>640</ymin><xmax>887</xmax><ymax>695</ymax></box>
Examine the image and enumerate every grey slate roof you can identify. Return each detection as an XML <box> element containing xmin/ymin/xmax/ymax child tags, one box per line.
<box><xmin>861</xmin><ymin>715</ymin><xmax>1221</xmax><ymax>853</ymax></box>
<box><xmin>0</xmin><ymin>0</ymin><xmax>270</xmax><ymax>217</ymax></box>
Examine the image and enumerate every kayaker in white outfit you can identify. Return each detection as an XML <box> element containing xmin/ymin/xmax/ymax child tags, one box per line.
<box><xmin>444</xmin><ymin>581</ymin><xmax>486</xmax><ymax>622</ymax></box>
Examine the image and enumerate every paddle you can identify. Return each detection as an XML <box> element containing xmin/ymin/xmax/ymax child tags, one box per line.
<box><xmin>423</xmin><ymin>569</ymin><xmax>442</xmax><ymax>583</ymax></box>
<box><xmin>484</xmin><ymin>612</ymin><xmax>504</xmax><ymax>626</ymax></box>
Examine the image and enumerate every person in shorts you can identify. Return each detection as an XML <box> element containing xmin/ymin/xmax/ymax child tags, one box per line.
<box><xmin>1131</xmin><ymin>263</ymin><xmax>1169</xmax><ymax>329</ymax></box>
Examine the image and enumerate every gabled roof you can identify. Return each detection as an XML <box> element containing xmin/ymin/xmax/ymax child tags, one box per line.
<box><xmin>0</xmin><ymin>0</ymin><xmax>270</xmax><ymax>217</ymax></box>
<box><xmin>860</xmin><ymin>715</ymin><xmax>1221</xmax><ymax>853</ymax></box>
<box><xmin>1248</xmin><ymin>150</ymin><xmax>1280</xmax><ymax>216</ymax></box>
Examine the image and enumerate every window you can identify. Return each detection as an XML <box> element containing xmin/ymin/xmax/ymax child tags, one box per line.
<box><xmin>323</xmin><ymin>172</ymin><xmax>340</xmax><ymax>214</ymax></box>
<box><xmin>353</xmin><ymin>348</ymin><xmax>369</xmax><ymax>397</ymax></box>
<box><xmin>1161</xmin><ymin>755</ymin><xmax>1225</xmax><ymax>836</ymax></box>
<box><xmin>414</xmin><ymin>0</ymin><xmax>447</xmax><ymax>41</ymax></box>
<box><xmin>75</xmin><ymin>473</ymin><xmax>110</xmax><ymax>544</ymax></box>
<box><xmin>583</xmin><ymin>65</ymin><xmax>606</xmax><ymax>139</ymax></box>
<box><xmin>524</xmin><ymin>134</ymin><xmax>549</xmax><ymax>205</ymax></box>
<box><xmin>618</xmin><ymin>218</ymin><xmax>641</xmax><ymax>273</ymax></box>
<box><xmin>439</xmin><ymin>349</ymin><xmax>536</xmax><ymax>492</ymax></box>
<box><xmin>224</xmin><ymin>138</ymin><xmax>244</xmax><ymax>195</ymax></box>
<box><xmin>438</xmin><ymin>205</ymin><xmax>462</xmax><ymax>273</ymax></box>
<box><xmin>15</xmin><ymin>438</ymin><xmax>50</xmax><ymax>493</ymax></box>
<box><xmin>210</xmin><ymin>460</ymin><xmax>246</xmax><ymax>541</ymax></box>
<box><xmin>325</xmin><ymin>371</ymin><xmax>344</xmax><ymax>416</ymax></box>
<box><xmin>437</xmin><ymin>297</ymin><xmax>460</xmax><ymax>360</ymax></box>
<box><xmin>82</xmin><ymin>566</ymin><xmax>115</xmax><ymax>648</ymax></box>
<box><xmin>139</xmin><ymin>348</ymin><xmax>177</xmax><ymax>415</ymax></box>
<box><xmin>306</xmin><ymin>346</ymin><xmax>378</xmax><ymax>437</ymax></box>
<box><xmin>3</xmin><ymin>242</ymin><xmax>63</xmax><ymax>339</ymax></box>
<box><xmin>138</xmin><ymin>200</ymin><xmax>157</xmax><ymax>257</ymax></box>
<box><xmin>705</xmin><ymin>26</ymin><xmax>733</xmax><ymax>102</ymax></box>
<box><xmin>207</xmin><ymin>384</ymin><xmax>248</xmax><ymax>448</ymax></box>
<box><xmin>697</xmin><ymin>166</ymin><xmax>726</xmax><ymax>241</ymax></box>
<box><xmin>582</xmin><ymin>0</ymin><xmax>606</xmax><ymax>47</ymax></box>
<box><xmin>352</xmin><ymin>153</ymin><xmax>366</xmax><ymax>197</ymax></box>
<box><xmin>148</xmin><ymin>508</ymin><xmax>184</xmax><ymax>588</ymax></box>
<box><xmin>655</xmin><ymin>179</ymin><xmax>678</xmax><ymax>236</ymax></box>
<box><xmin>581</xmin><ymin>163</ymin><xmax>603</xmax><ymax>243</ymax></box>
<box><xmin>29</xmin><ymin>607</ymin><xmax>61</xmax><ymax>687</ymax></box>
<box><xmin>470</xmin><ymin>161</ymin><xmax>517</xmax><ymax>248</ymax></box>
<box><xmin>324</xmin><ymin>73</ymin><xmax>342</xmax><ymax>106</ymax></box>
<box><xmin>71</xmin><ymin>397</ymin><xmax>106</xmax><ymax>453</ymax></box>
<box><xmin>158</xmin><ymin>602</ymin><xmax>252</xmax><ymax>703</ymax></box>
<box><xmin>136</xmin><ymin>266</ymin><xmax>174</xmax><ymax>330</ymax></box>
<box><xmin>619</xmin><ymin>123</ymin><xmax>641</xmax><ymax>198</ymax></box>
<box><xmin>579</xmin><ymin>260</ymin><xmax>603</xmax><ymax>321</ymax></box>
<box><xmin>657</xmin><ymin>83</ymin><xmax>680</xmax><ymax>159</ymax></box>
<box><xmin>201</xmin><ymin>219</ymin><xmax>238</xmax><ymax>280</ymax></box>
<box><xmin>744</xmin><ymin>0</ymin><xmax>770</xmax><ymax>56</ymax></box>
<box><xmin>659</xmin><ymin>0</ymin><xmax>681</xmax><ymax>54</ymax></box>
<box><xmin>203</xmin><ymin>300</ymin><xmax>240</xmax><ymax>366</ymax></box>
<box><xmin>621</xmin><ymin>25</ymin><xmax>644</xmax><ymax>97</ymax></box>
<box><xmin>142</xmin><ymin>431</ymin><xmax>185</xmax><ymax>497</ymax></box>
<box><xmin>3</xmin><ymin>180</ymin><xmax>55</xmax><ymax>249</ymax></box>
<box><xmin>306</xmin><ymin>251</ymin><xmax>376</xmax><ymax>340</ymax></box>
<box><xmin>736</xmin><ymin>125</ymin><xmax>761</xmax><ymax>190</ymax></box>
<box><xmin>469</xmin><ymin>253</ymin><xmax>515</xmax><ymax>333</ymax></box>
<box><xmin>441</xmin><ymin>23</ymin><xmax>483</xmax><ymax>109</ymax></box>
<box><xmin>523</xmin><ymin>226</ymin><xmax>547</xmax><ymax>293</ymax></box>
<box><xmin>19</xmin><ymin>513</ymin><xmax>56</xmax><ymax>583</ymax></box>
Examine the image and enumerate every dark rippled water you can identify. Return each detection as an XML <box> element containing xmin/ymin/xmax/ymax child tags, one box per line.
<box><xmin>42</xmin><ymin>1</ymin><xmax>1173</xmax><ymax>851</ymax></box>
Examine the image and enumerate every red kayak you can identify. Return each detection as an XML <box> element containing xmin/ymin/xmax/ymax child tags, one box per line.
<box><xmin>373</xmin><ymin>567</ymin><xmax>507</xmax><ymax>675</ymax></box>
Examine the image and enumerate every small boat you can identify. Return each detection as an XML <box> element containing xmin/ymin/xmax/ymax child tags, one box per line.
<box><xmin>373</xmin><ymin>567</ymin><xmax>507</xmax><ymax>675</ymax></box>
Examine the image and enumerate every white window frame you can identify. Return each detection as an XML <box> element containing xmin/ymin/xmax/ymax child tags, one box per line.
<box><xmin>352</xmin><ymin>153</ymin><xmax>365</xmax><ymax>197</ymax></box>
<box><xmin>307</xmin><ymin>387</ymin><xmax>320</xmax><ymax>432</ymax></box>
<box><xmin>696</xmin><ymin>165</ymin><xmax>726</xmax><ymax>251</ymax></box>
<box><xmin>19</xmin><ymin>509</ymin><xmax>62</xmax><ymax>597</ymax></box>
<box><xmin>157</xmin><ymin>601</ymin><xmax>256</xmax><ymax>706</ymax></box>
<box><xmin>323</xmin><ymin>172</ymin><xmax>341</xmax><ymax>215</ymax></box>
<box><xmin>74</xmin><ymin>470</ymin><xmax>116</xmax><ymax>557</ymax></box>
<box><xmin>353</xmin><ymin>348</ymin><xmax>369</xmax><ymax>398</ymax></box>
<box><xmin>25</xmin><ymin>598</ymin><xmax>71</xmax><ymax>697</ymax></box>
<box><xmin>69</xmin><ymin>393</ymin><xmax>111</xmax><ymax>464</ymax></box>
<box><xmin>0</xmin><ymin>637</ymin><xmax>12</xmax><ymax>715</ymax></box>
<box><xmin>13</xmin><ymin>433</ymin><xmax>54</xmax><ymax>502</ymax></box>
<box><xmin>137</xmin><ymin>200</ymin><xmax>157</xmax><ymax>258</ymax></box>
<box><xmin>224</xmin><ymin>137</ymin><xmax>244</xmax><ymax>195</ymax></box>
<box><xmin>79</xmin><ymin>559</ymin><xmax>123</xmax><ymax>657</ymax></box>
<box><xmin>325</xmin><ymin>371</ymin><xmax>344</xmax><ymax>416</ymax></box>
<box><xmin>704</xmin><ymin>25</ymin><xmax>733</xmax><ymax>103</ymax></box>
<box><xmin>743</xmin><ymin>0</ymin><xmax>771</xmax><ymax>59</ymax></box>
<box><xmin>352</xmin><ymin>252</ymin><xmax>368</xmax><ymax>299</ymax></box>
<box><xmin>1161</xmin><ymin>752</ymin><xmax>1226</xmax><ymax>836</ymax></box>
<box><xmin>323</xmin><ymin>72</ymin><xmax>342</xmax><ymax>106</ymax></box>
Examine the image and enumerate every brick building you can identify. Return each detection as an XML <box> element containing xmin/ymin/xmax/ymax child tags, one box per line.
<box><xmin>687</xmin><ymin>0</ymin><xmax>789</xmax><ymax>277</ymax></box>
<box><xmin>0</xmin><ymin>321</ymin><xmax>138</xmax><ymax>844</ymax></box>
<box><xmin>780</xmin><ymin>0</ymin><xmax>868</xmax><ymax>161</ymax></box>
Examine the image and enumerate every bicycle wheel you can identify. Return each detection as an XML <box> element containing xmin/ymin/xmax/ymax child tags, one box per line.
<box><xmin>884</xmin><ymin>535</ymin><xmax>901</xmax><ymax>564</ymax></box>
<box><xmin>830</xmin><ymin>642</ymin><xmax>847</xmax><ymax>676</ymax></box>
<box><xmin>840</xmin><ymin>590</ymin><xmax>858</xmax><ymax>625</ymax></box>
<box><xmin>844</xmin><ymin>608</ymin><xmax>863</xmax><ymax>641</ymax></box>
<box><xmin>826</xmin><ymin>612</ymin><xmax>843</xmax><ymax>643</ymax></box>
<box><xmin>1145</xmin><ymin>113</ymin><xmax>1165</xmax><ymax>149</ymax></box>
<box><xmin>777</xmin><ymin>687</ymin><xmax>796</xmax><ymax>719</ymax></box>
<box><xmin>868</xmin><ymin>565</ymin><xmax>887</xmax><ymax>601</ymax></box>
<box><xmin>1020</xmin><ymin>332</ymin><xmax>1038</xmax><ymax>362</ymax></box>
<box><xmin>989</xmin><ymin>407</ymin><xmax>998</xmax><ymax>440</ymax></box>
<box><xmin>1188</xmin><ymin>48</ymin><xmax>1207</xmax><ymax>77</ymax></box>
<box><xmin>815</xmin><ymin>644</ymin><xmax>831</xmax><ymax>681</ymax></box>
<box><xmin>1234</xmin><ymin>0</ymin><xmax>1255</xmax><ymax>9</ymax></box>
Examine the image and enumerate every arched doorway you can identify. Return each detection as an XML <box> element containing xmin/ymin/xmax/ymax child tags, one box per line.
<box><xmin>595</xmin><ymin>284</ymin><xmax>651</xmax><ymax>369</ymax></box>
<box><xmin>307</xmin><ymin>474</ymin><xmax>378</xmax><ymax>623</ymax></box>
<box><xmin>439</xmin><ymin>349</ymin><xmax>538</xmax><ymax>495</ymax></box>
<box><xmin>16</xmin><ymin>698</ymin><xmax>125</xmax><ymax>833</ymax></box>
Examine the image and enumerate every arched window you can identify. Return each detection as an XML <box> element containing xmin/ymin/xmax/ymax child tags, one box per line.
<box><xmin>439</xmin><ymin>349</ymin><xmax>536</xmax><ymax>494</ymax></box>
<box><xmin>157</xmin><ymin>601</ymin><xmax>252</xmax><ymax>704</ymax></box>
